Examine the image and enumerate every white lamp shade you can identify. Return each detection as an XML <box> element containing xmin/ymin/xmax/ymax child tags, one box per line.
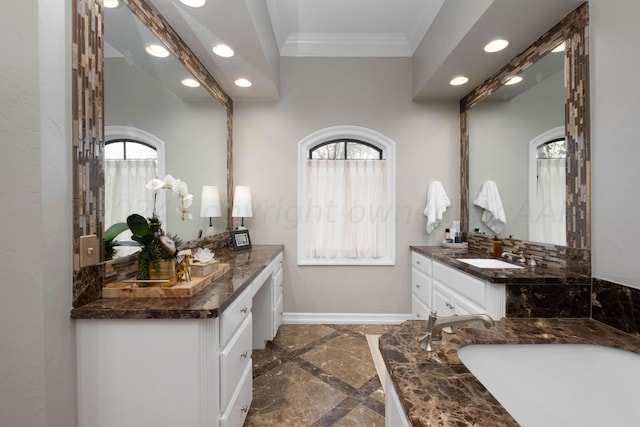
<box><xmin>232</xmin><ymin>185</ymin><xmax>253</xmax><ymax>218</ymax></box>
<box><xmin>200</xmin><ymin>186</ymin><xmax>221</xmax><ymax>218</ymax></box>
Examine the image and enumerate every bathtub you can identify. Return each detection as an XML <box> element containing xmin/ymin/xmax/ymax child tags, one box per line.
<box><xmin>458</xmin><ymin>344</ymin><xmax>640</xmax><ymax>427</ymax></box>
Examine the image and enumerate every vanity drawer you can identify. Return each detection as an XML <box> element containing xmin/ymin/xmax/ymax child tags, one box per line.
<box><xmin>273</xmin><ymin>251</ymin><xmax>284</xmax><ymax>273</ymax></box>
<box><xmin>220</xmin><ymin>362</ymin><xmax>252</xmax><ymax>427</ymax></box>
<box><xmin>272</xmin><ymin>265</ymin><xmax>283</xmax><ymax>306</ymax></box>
<box><xmin>411</xmin><ymin>252</ymin><xmax>432</xmax><ymax>276</ymax></box>
<box><xmin>411</xmin><ymin>294</ymin><xmax>431</xmax><ymax>319</ymax></box>
<box><xmin>412</xmin><ymin>268</ymin><xmax>432</xmax><ymax>308</ymax></box>
<box><xmin>433</xmin><ymin>261</ymin><xmax>484</xmax><ymax>307</ymax></box>
<box><xmin>220</xmin><ymin>314</ymin><xmax>252</xmax><ymax>411</ymax></box>
<box><xmin>220</xmin><ymin>285</ymin><xmax>252</xmax><ymax>348</ymax></box>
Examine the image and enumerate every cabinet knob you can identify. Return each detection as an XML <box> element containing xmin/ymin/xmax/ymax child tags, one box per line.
<box><xmin>416</xmin><ymin>260</ymin><xmax>421</xmax><ymax>265</ymax></box>
<box><xmin>240</xmin><ymin>351</ymin><xmax>248</xmax><ymax>359</ymax></box>
<box><xmin>416</xmin><ymin>313</ymin><xmax>421</xmax><ymax>318</ymax></box>
<box><xmin>241</xmin><ymin>404</ymin><xmax>249</xmax><ymax>413</ymax></box>
<box><xmin>240</xmin><ymin>306</ymin><xmax>248</xmax><ymax>314</ymax></box>
<box><xmin>415</xmin><ymin>283</ymin><xmax>421</xmax><ymax>288</ymax></box>
<box><xmin>445</xmin><ymin>302</ymin><xmax>455</xmax><ymax>310</ymax></box>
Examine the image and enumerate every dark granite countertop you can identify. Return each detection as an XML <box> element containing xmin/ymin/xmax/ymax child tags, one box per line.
<box><xmin>410</xmin><ymin>245</ymin><xmax>588</xmax><ymax>284</ymax></box>
<box><xmin>380</xmin><ymin>319</ymin><xmax>640</xmax><ymax>427</ymax></box>
<box><xmin>70</xmin><ymin>245</ymin><xmax>283</xmax><ymax>320</ymax></box>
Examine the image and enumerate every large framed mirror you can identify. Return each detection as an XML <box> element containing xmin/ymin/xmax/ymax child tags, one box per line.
<box><xmin>461</xmin><ymin>3</ymin><xmax>589</xmax><ymax>250</ymax></box>
<box><xmin>104</xmin><ymin>1</ymin><xmax>229</xmax><ymax>255</ymax></box>
<box><xmin>72</xmin><ymin>0</ymin><xmax>232</xmax><ymax>306</ymax></box>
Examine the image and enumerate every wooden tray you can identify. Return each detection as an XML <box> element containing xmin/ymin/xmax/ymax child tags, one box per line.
<box><xmin>102</xmin><ymin>263</ymin><xmax>230</xmax><ymax>299</ymax></box>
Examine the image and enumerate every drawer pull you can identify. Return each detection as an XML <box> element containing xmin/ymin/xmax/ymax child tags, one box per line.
<box><xmin>445</xmin><ymin>302</ymin><xmax>455</xmax><ymax>310</ymax></box>
<box><xmin>241</xmin><ymin>404</ymin><xmax>249</xmax><ymax>413</ymax></box>
<box><xmin>240</xmin><ymin>306</ymin><xmax>248</xmax><ymax>314</ymax></box>
<box><xmin>240</xmin><ymin>351</ymin><xmax>248</xmax><ymax>359</ymax></box>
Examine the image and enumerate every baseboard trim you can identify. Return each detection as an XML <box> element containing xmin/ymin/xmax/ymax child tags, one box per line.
<box><xmin>282</xmin><ymin>312</ymin><xmax>412</xmax><ymax>325</ymax></box>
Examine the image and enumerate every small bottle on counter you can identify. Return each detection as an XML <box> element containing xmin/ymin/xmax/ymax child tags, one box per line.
<box><xmin>489</xmin><ymin>236</ymin><xmax>502</xmax><ymax>257</ymax></box>
<box><xmin>445</xmin><ymin>228</ymin><xmax>452</xmax><ymax>242</ymax></box>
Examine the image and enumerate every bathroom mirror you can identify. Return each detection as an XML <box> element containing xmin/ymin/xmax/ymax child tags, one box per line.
<box><xmin>461</xmin><ymin>3</ymin><xmax>590</xmax><ymax>250</ymax></box>
<box><xmin>104</xmin><ymin>3</ymin><xmax>229</xmax><ymax>252</ymax></box>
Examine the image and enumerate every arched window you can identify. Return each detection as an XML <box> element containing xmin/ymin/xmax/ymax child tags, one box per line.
<box><xmin>104</xmin><ymin>126</ymin><xmax>166</xmax><ymax>237</ymax></box>
<box><xmin>528</xmin><ymin>127</ymin><xmax>566</xmax><ymax>245</ymax></box>
<box><xmin>298</xmin><ymin>126</ymin><xmax>395</xmax><ymax>265</ymax></box>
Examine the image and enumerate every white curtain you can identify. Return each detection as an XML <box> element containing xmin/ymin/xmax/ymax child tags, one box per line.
<box><xmin>536</xmin><ymin>158</ymin><xmax>566</xmax><ymax>245</ymax></box>
<box><xmin>305</xmin><ymin>159</ymin><xmax>386</xmax><ymax>258</ymax></box>
<box><xmin>105</xmin><ymin>159</ymin><xmax>157</xmax><ymax>230</ymax></box>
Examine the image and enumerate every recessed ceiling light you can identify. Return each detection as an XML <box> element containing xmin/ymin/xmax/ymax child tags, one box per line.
<box><xmin>104</xmin><ymin>0</ymin><xmax>119</xmax><ymax>8</ymax></box>
<box><xmin>181</xmin><ymin>78</ymin><xmax>201</xmax><ymax>88</ymax></box>
<box><xmin>484</xmin><ymin>39</ymin><xmax>509</xmax><ymax>53</ymax></box>
<box><xmin>179</xmin><ymin>0</ymin><xmax>206</xmax><ymax>7</ymax></box>
<box><xmin>145</xmin><ymin>44</ymin><xmax>170</xmax><ymax>58</ymax></box>
<box><xmin>212</xmin><ymin>44</ymin><xmax>235</xmax><ymax>58</ymax></box>
<box><xmin>552</xmin><ymin>42</ymin><xmax>566</xmax><ymax>53</ymax></box>
<box><xmin>505</xmin><ymin>76</ymin><xmax>523</xmax><ymax>85</ymax></box>
<box><xmin>234</xmin><ymin>78</ymin><xmax>252</xmax><ymax>88</ymax></box>
<box><xmin>449</xmin><ymin>76</ymin><xmax>469</xmax><ymax>86</ymax></box>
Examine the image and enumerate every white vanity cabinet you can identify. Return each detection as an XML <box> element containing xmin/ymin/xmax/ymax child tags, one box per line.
<box><xmin>410</xmin><ymin>250</ymin><xmax>505</xmax><ymax>320</ymax></box>
<box><xmin>220</xmin><ymin>287</ymin><xmax>253</xmax><ymax>425</ymax></box>
<box><xmin>272</xmin><ymin>252</ymin><xmax>284</xmax><ymax>337</ymax></box>
<box><xmin>410</xmin><ymin>251</ymin><xmax>433</xmax><ymax>319</ymax></box>
<box><xmin>75</xmin><ymin>248</ymin><xmax>284</xmax><ymax>427</ymax></box>
<box><xmin>432</xmin><ymin>260</ymin><xmax>505</xmax><ymax>319</ymax></box>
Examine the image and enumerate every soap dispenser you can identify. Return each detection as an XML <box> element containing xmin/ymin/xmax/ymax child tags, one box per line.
<box><xmin>489</xmin><ymin>236</ymin><xmax>502</xmax><ymax>257</ymax></box>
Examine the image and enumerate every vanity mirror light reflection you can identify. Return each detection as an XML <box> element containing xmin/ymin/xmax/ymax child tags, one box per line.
<box><xmin>461</xmin><ymin>3</ymin><xmax>590</xmax><ymax>250</ymax></box>
<box><xmin>103</xmin><ymin>1</ymin><xmax>231</xmax><ymax>259</ymax></box>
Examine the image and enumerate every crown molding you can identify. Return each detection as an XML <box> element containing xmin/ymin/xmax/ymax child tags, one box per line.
<box><xmin>280</xmin><ymin>33</ymin><xmax>412</xmax><ymax>57</ymax></box>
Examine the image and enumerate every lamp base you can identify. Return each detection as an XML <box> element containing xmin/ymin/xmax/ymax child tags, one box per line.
<box><xmin>203</xmin><ymin>225</ymin><xmax>217</xmax><ymax>237</ymax></box>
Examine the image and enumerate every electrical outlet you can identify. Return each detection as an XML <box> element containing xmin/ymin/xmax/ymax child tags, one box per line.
<box><xmin>79</xmin><ymin>234</ymin><xmax>99</xmax><ymax>267</ymax></box>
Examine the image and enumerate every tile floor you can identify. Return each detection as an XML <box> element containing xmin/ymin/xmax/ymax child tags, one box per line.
<box><xmin>246</xmin><ymin>324</ymin><xmax>394</xmax><ymax>426</ymax></box>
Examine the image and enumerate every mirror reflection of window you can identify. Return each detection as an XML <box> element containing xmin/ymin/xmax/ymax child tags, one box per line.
<box><xmin>535</xmin><ymin>137</ymin><xmax>566</xmax><ymax>245</ymax></box>
<box><xmin>105</xmin><ymin>138</ymin><xmax>160</xmax><ymax>255</ymax></box>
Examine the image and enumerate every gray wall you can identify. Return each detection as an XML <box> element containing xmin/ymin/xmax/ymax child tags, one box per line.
<box><xmin>235</xmin><ymin>57</ymin><xmax>460</xmax><ymax>315</ymax></box>
<box><xmin>591</xmin><ymin>0</ymin><xmax>640</xmax><ymax>289</ymax></box>
<box><xmin>0</xmin><ymin>0</ymin><xmax>75</xmax><ymax>425</ymax></box>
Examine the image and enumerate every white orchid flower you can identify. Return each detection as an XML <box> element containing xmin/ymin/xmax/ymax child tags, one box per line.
<box><xmin>145</xmin><ymin>174</ymin><xmax>193</xmax><ymax>222</ymax></box>
<box><xmin>173</xmin><ymin>180</ymin><xmax>189</xmax><ymax>198</ymax></box>
<box><xmin>145</xmin><ymin>178</ymin><xmax>164</xmax><ymax>191</ymax></box>
<box><xmin>162</xmin><ymin>174</ymin><xmax>177</xmax><ymax>190</ymax></box>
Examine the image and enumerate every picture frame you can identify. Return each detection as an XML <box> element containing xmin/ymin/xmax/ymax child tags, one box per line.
<box><xmin>230</xmin><ymin>229</ymin><xmax>252</xmax><ymax>251</ymax></box>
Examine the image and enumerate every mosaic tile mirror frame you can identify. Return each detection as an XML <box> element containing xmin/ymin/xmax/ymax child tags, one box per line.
<box><xmin>460</xmin><ymin>3</ymin><xmax>590</xmax><ymax>253</ymax></box>
<box><xmin>71</xmin><ymin>0</ymin><xmax>233</xmax><ymax>307</ymax></box>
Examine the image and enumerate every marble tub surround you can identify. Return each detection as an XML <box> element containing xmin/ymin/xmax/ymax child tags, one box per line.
<box><xmin>70</xmin><ymin>244</ymin><xmax>283</xmax><ymax>319</ymax></box>
<box><xmin>593</xmin><ymin>278</ymin><xmax>640</xmax><ymax>337</ymax></box>
<box><xmin>506</xmin><ymin>283</ymin><xmax>591</xmax><ymax>318</ymax></box>
<box><xmin>380</xmin><ymin>319</ymin><xmax>640</xmax><ymax>427</ymax></box>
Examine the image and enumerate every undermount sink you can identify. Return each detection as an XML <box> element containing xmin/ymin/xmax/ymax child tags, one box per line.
<box><xmin>456</xmin><ymin>258</ymin><xmax>524</xmax><ymax>269</ymax></box>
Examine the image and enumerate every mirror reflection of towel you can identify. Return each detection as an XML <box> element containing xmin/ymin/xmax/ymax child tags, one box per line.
<box><xmin>473</xmin><ymin>180</ymin><xmax>506</xmax><ymax>234</ymax></box>
<box><xmin>423</xmin><ymin>181</ymin><xmax>450</xmax><ymax>234</ymax></box>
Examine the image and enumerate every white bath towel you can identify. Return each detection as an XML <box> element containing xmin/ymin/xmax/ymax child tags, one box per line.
<box><xmin>474</xmin><ymin>180</ymin><xmax>506</xmax><ymax>234</ymax></box>
<box><xmin>423</xmin><ymin>181</ymin><xmax>450</xmax><ymax>234</ymax></box>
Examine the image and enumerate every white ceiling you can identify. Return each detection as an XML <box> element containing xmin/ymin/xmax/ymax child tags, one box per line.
<box><xmin>146</xmin><ymin>0</ymin><xmax>584</xmax><ymax>102</ymax></box>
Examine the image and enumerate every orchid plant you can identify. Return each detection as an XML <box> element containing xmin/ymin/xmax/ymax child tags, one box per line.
<box><xmin>146</xmin><ymin>174</ymin><xmax>193</xmax><ymax>221</ymax></box>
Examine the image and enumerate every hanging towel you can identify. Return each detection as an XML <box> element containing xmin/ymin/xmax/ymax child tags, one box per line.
<box><xmin>473</xmin><ymin>180</ymin><xmax>506</xmax><ymax>234</ymax></box>
<box><xmin>423</xmin><ymin>181</ymin><xmax>451</xmax><ymax>234</ymax></box>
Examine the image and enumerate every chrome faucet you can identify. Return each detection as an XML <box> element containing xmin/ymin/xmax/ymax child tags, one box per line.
<box><xmin>501</xmin><ymin>250</ymin><xmax>526</xmax><ymax>263</ymax></box>
<box><xmin>417</xmin><ymin>311</ymin><xmax>495</xmax><ymax>351</ymax></box>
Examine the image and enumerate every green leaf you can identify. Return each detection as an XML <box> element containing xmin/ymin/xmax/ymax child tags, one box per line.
<box><xmin>104</xmin><ymin>222</ymin><xmax>129</xmax><ymax>242</ymax></box>
<box><xmin>127</xmin><ymin>214</ymin><xmax>151</xmax><ymax>238</ymax></box>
